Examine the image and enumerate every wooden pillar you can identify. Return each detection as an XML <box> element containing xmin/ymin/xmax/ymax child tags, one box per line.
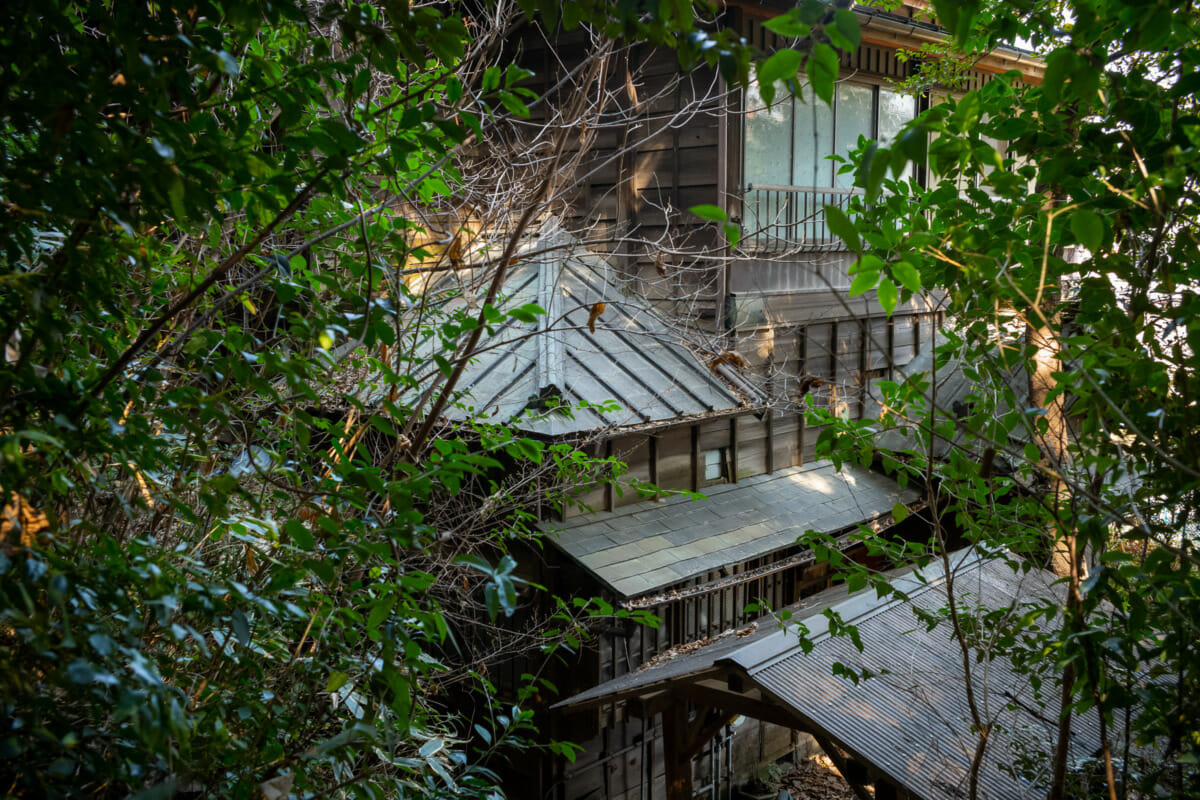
<box><xmin>729</xmin><ymin>416</ymin><xmax>739</xmax><ymax>483</ymax></box>
<box><xmin>604</xmin><ymin>438</ymin><xmax>614</xmax><ymax>512</ymax></box>
<box><xmin>649</xmin><ymin>434</ymin><xmax>659</xmax><ymax>490</ymax></box>
<box><xmin>663</xmin><ymin>703</ymin><xmax>692</xmax><ymax>800</ymax></box>
<box><xmin>690</xmin><ymin>424</ymin><xmax>700</xmax><ymax>493</ymax></box>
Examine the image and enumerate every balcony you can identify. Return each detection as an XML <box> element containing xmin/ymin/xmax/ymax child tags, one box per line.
<box><xmin>741</xmin><ymin>183</ymin><xmax>863</xmax><ymax>253</ymax></box>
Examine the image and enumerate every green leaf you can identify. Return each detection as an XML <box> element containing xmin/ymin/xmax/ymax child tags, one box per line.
<box><xmin>877</xmin><ymin>278</ymin><xmax>898</xmax><ymax>314</ymax></box>
<box><xmin>326</xmin><ymin>672</ymin><xmax>350</xmax><ymax>693</ymax></box>
<box><xmin>285</xmin><ymin>519</ymin><xmax>316</xmax><ymax>550</ymax></box>
<box><xmin>689</xmin><ymin>204</ymin><xmax>727</xmax><ymax>222</ymax></box>
<box><xmin>825</xmin><ymin>205</ymin><xmax>860</xmax><ymax>253</ymax></box>
<box><xmin>367</xmin><ymin>595</ymin><xmax>397</xmax><ymax>633</ymax></box>
<box><xmin>231</xmin><ymin>609</ymin><xmax>251</xmax><ymax>647</ymax></box>
<box><xmin>892</xmin><ymin>259</ymin><xmax>921</xmax><ymax>292</ymax></box>
<box><xmin>865</xmin><ymin>144</ymin><xmax>890</xmax><ymax>202</ymax></box>
<box><xmin>827</xmin><ymin>10</ymin><xmax>861</xmax><ymax>52</ymax></box>
<box><xmin>215</xmin><ymin>49</ymin><xmax>240</xmax><ymax>76</ymax></box>
<box><xmin>1070</xmin><ymin>208</ymin><xmax>1104</xmax><ymax>252</ymax></box>
<box><xmin>805</xmin><ymin>44</ymin><xmax>839</xmax><ymax>106</ymax></box>
<box><xmin>891</xmin><ymin>503</ymin><xmax>908</xmax><ymax>524</ymax></box>
<box><xmin>758</xmin><ymin>49</ymin><xmax>802</xmax><ymax>90</ymax></box>
<box><xmin>849</xmin><ymin>270</ymin><xmax>879</xmax><ymax>297</ymax></box>
<box><xmin>151</xmin><ymin>138</ymin><xmax>175</xmax><ymax>160</ymax></box>
<box><xmin>722</xmin><ymin>222</ymin><xmax>741</xmax><ymax>249</ymax></box>
<box><xmin>763</xmin><ymin>12</ymin><xmax>810</xmax><ymax>38</ymax></box>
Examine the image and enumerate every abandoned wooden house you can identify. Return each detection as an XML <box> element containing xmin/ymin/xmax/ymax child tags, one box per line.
<box><xmin>396</xmin><ymin>4</ymin><xmax>1049</xmax><ymax>799</ymax></box>
<box><xmin>349</xmin><ymin>2</ymin><xmax>1048</xmax><ymax>798</ymax></box>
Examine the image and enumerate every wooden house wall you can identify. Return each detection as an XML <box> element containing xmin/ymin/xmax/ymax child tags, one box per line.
<box><xmin>559</xmin><ymin>302</ymin><xmax>942</xmax><ymax>520</ymax></box>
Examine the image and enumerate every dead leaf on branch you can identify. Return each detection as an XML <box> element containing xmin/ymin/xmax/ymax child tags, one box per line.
<box><xmin>586</xmin><ymin>302</ymin><xmax>606</xmax><ymax>334</ymax></box>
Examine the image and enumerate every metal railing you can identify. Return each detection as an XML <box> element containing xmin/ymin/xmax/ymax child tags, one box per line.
<box><xmin>741</xmin><ymin>183</ymin><xmax>864</xmax><ymax>252</ymax></box>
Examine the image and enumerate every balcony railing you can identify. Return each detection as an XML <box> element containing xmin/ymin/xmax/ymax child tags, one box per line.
<box><xmin>741</xmin><ymin>183</ymin><xmax>863</xmax><ymax>252</ymax></box>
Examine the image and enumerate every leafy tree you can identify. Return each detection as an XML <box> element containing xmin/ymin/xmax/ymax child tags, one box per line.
<box><xmin>814</xmin><ymin>0</ymin><xmax>1200</xmax><ymax>797</ymax></box>
<box><xmin>0</xmin><ymin>2</ymin><xmax>694</xmax><ymax>798</ymax></box>
<box><xmin>0</xmin><ymin>0</ymin><xmax>872</xmax><ymax>796</ymax></box>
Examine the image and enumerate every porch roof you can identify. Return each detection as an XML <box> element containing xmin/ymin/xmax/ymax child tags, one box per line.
<box><xmin>548</xmin><ymin>461</ymin><xmax>920</xmax><ymax>599</ymax></box>
<box><xmin>554</xmin><ymin>550</ymin><xmax>1117</xmax><ymax>800</ymax></box>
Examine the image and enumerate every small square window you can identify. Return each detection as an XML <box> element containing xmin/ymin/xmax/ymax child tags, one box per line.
<box><xmin>704</xmin><ymin>449</ymin><xmax>724</xmax><ymax>482</ymax></box>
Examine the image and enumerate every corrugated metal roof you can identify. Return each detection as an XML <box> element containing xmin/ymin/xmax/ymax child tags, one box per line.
<box><xmin>373</xmin><ymin>224</ymin><xmax>746</xmax><ymax>435</ymax></box>
<box><xmin>550</xmin><ymin>461</ymin><xmax>920</xmax><ymax>599</ymax></box>
<box><xmin>557</xmin><ymin>551</ymin><xmax>1126</xmax><ymax>800</ymax></box>
<box><xmin>734</xmin><ymin>552</ymin><xmax>1106</xmax><ymax>800</ymax></box>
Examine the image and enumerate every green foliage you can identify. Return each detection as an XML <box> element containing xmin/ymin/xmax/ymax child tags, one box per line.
<box><xmin>812</xmin><ymin>0</ymin><xmax>1200</xmax><ymax>796</ymax></box>
<box><xmin>0</xmin><ymin>0</ymin><xmax>796</xmax><ymax>796</ymax></box>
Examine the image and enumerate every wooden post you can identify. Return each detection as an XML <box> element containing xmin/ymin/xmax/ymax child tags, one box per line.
<box><xmin>729</xmin><ymin>416</ymin><xmax>739</xmax><ymax>483</ymax></box>
<box><xmin>663</xmin><ymin>703</ymin><xmax>693</xmax><ymax>800</ymax></box>
<box><xmin>604</xmin><ymin>438</ymin><xmax>614</xmax><ymax>512</ymax></box>
<box><xmin>690</xmin><ymin>424</ymin><xmax>700</xmax><ymax>493</ymax></box>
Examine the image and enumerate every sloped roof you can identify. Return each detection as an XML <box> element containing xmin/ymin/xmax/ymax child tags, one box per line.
<box><xmin>557</xmin><ymin>550</ymin><xmax>1130</xmax><ymax>800</ymax></box>
<box><xmin>550</xmin><ymin>461</ymin><xmax>920</xmax><ymax>598</ymax></box>
<box><xmin>384</xmin><ymin>225</ymin><xmax>747</xmax><ymax>436</ymax></box>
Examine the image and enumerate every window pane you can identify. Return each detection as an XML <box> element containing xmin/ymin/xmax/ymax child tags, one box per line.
<box><xmin>834</xmin><ymin>82</ymin><xmax>873</xmax><ymax>188</ymax></box>
<box><xmin>744</xmin><ymin>79</ymin><xmax>792</xmax><ymax>188</ymax></box>
<box><xmin>792</xmin><ymin>92</ymin><xmax>833</xmax><ymax>189</ymax></box>
<box><xmin>879</xmin><ymin>88</ymin><xmax>917</xmax><ymax>182</ymax></box>
<box><xmin>744</xmin><ymin>79</ymin><xmax>793</xmax><ymax>243</ymax></box>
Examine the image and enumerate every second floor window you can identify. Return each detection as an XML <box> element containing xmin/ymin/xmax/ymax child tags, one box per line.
<box><xmin>745</xmin><ymin>78</ymin><xmax>917</xmax><ymax>190</ymax></box>
<box><xmin>743</xmin><ymin>77</ymin><xmax>918</xmax><ymax>249</ymax></box>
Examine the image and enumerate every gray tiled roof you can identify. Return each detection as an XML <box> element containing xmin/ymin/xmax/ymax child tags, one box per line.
<box><xmin>372</xmin><ymin>224</ymin><xmax>745</xmax><ymax>436</ymax></box>
<box><xmin>550</xmin><ymin>461</ymin><xmax>919</xmax><ymax>598</ymax></box>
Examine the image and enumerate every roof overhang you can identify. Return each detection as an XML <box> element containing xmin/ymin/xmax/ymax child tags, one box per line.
<box><xmin>547</xmin><ymin>460</ymin><xmax>921</xmax><ymax>599</ymax></box>
<box><xmin>555</xmin><ymin>550</ymin><xmax>1126</xmax><ymax>800</ymax></box>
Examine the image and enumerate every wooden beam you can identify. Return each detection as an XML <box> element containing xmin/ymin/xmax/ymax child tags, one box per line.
<box><xmin>675</xmin><ymin>683</ymin><xmax>804</xmax><ymax>730</ymax></box>
<box><xmin>663</xmin><ymin>701</ymin><xmax>692</xmax><ymax>800</ymax></box>
<box><xmin>681</xmin><ymin>706</ymin><xmax>736</xmax><ymax>761</ymax></box>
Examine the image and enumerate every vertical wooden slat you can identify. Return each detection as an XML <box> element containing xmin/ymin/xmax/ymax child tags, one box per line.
<box><xmin>887</xmin><ymin>315</ymin><xmax>896</xmax><ymax>376</ymax></box>
<box><xmin>649</xmin><ymin>434</ymin><xmax>659</xmax><ymax>490</ymax></box>
<box><xmin>605</xmin><ymin>438</ymin><xmax>614</xmax><ymax>512</ymax></box>
<box><xmin>690</xmin><ymin>424</ymin><xmax>700</xmax><ymax>493</ymax></box>
<box><xmin>729</xmin><ymin>416</ymin><xmax>739</xmax><ymax>482</ymax></box>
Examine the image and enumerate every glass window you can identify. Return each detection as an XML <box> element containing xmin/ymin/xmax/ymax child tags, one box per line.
<box><xmin>744</xmin><ymin>80</ymin><xmax>919</xmax><ymax>191</ymax></box>
<box><xmin>792</xmin><ymin>95</ymin><xmax>834</xmax><ymax>188</ymax></box>
<box><xmin>744</xmin><ymin>79</ymin><xmax>792</xmax><ymax>189</ymax></box>
<box><xmin>879</xmin><ymin>88</ymin><xmax>917</xmax><ymax>182</ymax></box>
<box><xmin>704</xmin><ymin>449</ymin><xmax>724</xmax><ymax>481</ymax></box>
<box><xmin>833</xmin><ymin>83</ymin><xmax>874</xmax><ymax>189</ymax></box>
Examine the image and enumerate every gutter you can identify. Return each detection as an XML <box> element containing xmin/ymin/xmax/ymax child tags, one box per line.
<box><xmin>853</xmin><ymin>6</ymin><xmax>1045</xmax><ymax>81</ymax></box>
